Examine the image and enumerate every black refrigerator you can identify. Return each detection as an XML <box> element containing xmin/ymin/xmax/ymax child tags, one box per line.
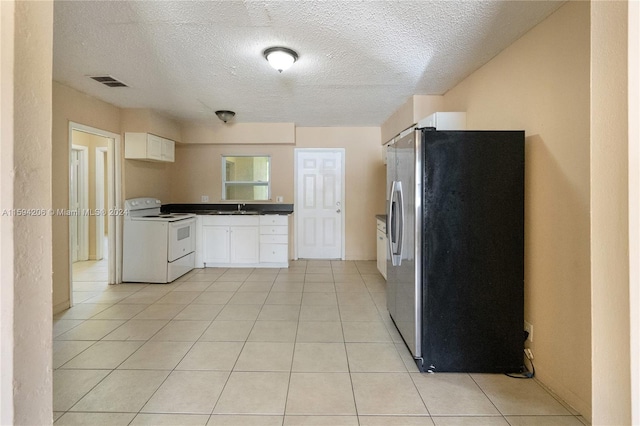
<box><xmin>386</xmin><ymin>127</ymin><xmax>524</xmax><ymax>373</ymax></box>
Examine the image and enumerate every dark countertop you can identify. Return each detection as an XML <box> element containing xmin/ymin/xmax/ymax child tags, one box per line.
<box><xmin>375</xmin><ymin>214</ymin><xmax>387</xmax><ymax>222</ymax></box>
<box><xmin>162</xmin><ymin>203</ymin><xmax>294</xmax><ymax>215</ymax></box>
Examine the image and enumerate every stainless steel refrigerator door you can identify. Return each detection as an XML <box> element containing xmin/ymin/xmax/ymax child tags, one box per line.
<box><xmin>386</xmin><ymin>130</ymin><xmax>421</xmax><ymax>359</ymax></box>
<box><xmin>386</xmin><ymin>145</ymin><xmax>398</xmax><ymax>323</ymax></box>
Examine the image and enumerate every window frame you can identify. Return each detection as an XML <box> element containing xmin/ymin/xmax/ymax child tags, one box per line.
<box><xmin>221</xmin><ymin>155</ymin><xmax>271</xmax><ymax>201</ymax></box>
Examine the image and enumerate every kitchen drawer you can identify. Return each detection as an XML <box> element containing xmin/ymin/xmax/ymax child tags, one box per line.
<box><xmin>230</xmin><ymin>216</ymin><xmax>260</xmax><ymax>226</ymax></box>
<box><xmin>260</xmin><ymin>243</ymin><xmax>288</xmax><ymax>263</ymax></box>
<box><xmin>376</xmin><ymin>218</ymin><xmax>387</xmax><ymax>233</ymax></box>
<box><xmin>260</xmin><ymin>225</ymin><xmax>288</xmax><ymax>235</ymax></box>
<box><xmin>202</xmin><ymin>216</ymin><xmax>231</xmax><ymax>226</ymax></box>
<box><xmin>260</xmin><ymin>215</ymin><xmax>288</xmax><ymax>226</ymax></box>
<box><xmin>260</xmin><ymin>234</ymin><xmax>288</xmax><ymax>244</ymax></box>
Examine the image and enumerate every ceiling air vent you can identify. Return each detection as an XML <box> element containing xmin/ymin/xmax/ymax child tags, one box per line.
<box><xmin>89</xmin><ymin>75</ymin><xmax>128</xmax><ymax>88</ymax></box>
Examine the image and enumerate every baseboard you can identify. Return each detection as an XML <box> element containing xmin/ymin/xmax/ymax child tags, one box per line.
<box><xmin>53</xmin><ymin>300</ymin><xmax>70</xmax><ymax>315</ymax></box>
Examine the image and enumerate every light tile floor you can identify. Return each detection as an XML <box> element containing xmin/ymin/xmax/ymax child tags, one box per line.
<box><xmin>54</xmin><ymin>260</ymin><xmax>589</xmax><ymax>425</ymax></box>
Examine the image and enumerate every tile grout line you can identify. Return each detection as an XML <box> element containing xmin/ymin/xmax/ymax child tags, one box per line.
<box><xmin>332</xmin><ymin>265</ymin><xmax>362</xmax><ymax>423</ymax></box>
<box><xmin>280</xmin><ymin>268</ymin><xmax>305</xmax><ymax>424</ymax></box>
<box><xmin>204</xmin><ymin>268</ymin><xmax>254</xmax><ymax>418</ymax></box>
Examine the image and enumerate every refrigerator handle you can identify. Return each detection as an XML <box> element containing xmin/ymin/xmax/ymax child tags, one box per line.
<box><xmin>388</xmin><ymin>180</ymin><xmax>403</xmax><ymax>266</ymax></box>
<box><xmin>396</xmin><ymin>181</ymin><xmax>404</xmax><ymax>264</ymax></box>
<box><xmin>387</xmin><ymin>180</ymin><xmax>396</xmax><ymax>258</ymax></box>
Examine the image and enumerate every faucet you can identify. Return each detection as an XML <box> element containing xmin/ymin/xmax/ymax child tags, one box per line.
<box><xmin>237</xmin><ymin>203</ymin><xmax>245</xmax><ymax>211</ymax></box>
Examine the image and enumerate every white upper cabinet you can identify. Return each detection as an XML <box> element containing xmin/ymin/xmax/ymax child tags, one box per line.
<box><xmin>417</xmin><ymin>112</ymin><xmax>466</xmax><ymax>130</ymax></box>
<box><xmin>125</xmin><ymin>132</ymin><xmax>175</xmax><ymax>162</ymax></box>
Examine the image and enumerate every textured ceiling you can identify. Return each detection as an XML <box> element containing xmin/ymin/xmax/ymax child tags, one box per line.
<box><xmin>53</xmin><ymin>1</ymin><xmax>564</xmax><ymax>127</ymax></box>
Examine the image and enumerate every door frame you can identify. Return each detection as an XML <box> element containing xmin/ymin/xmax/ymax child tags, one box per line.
<box><xmin>629</xmin><ymin>1</ymin><xmax>640</xmax><ymax>420</ymax></box>
<box><xmin>95</xmin><ymin>146</ymin><xmax>107</xmax><ymax>260</ymax></box>
<box><xmin>70</xmin><ymin>144</ymin><xmax>89</xmax><ymax>262</ymax></box>
<box><xmin>293</xmin><ymin>148</ymin><xmax>346</xmax><ymax>260</ymax></box>
<box><xmin>68</xmin><ymin>122</ymin><xmax>122</xmax><ymax>305</ymax></box>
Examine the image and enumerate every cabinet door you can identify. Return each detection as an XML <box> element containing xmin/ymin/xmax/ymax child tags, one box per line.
<box><xmin>147</xmin><ymin>134</ymin><xmax>164</xmax><ymax>161</ymax></box>
<box><xmin>230</xmin><ymin>226</ymin><xmax>259</xmax><ymax>264</ymax></box>
<box><xmin>162</xmin><ymin>138</ymin><xmax>175</xmax><ymax>162</ymax></box>
<box><xmin>376</xmin><ymin>228</ymin><xmax>387</xmax><ymax>279</ymax></box>
<box><xmin>203</xmin><ymin>226</ymin><xmax>229</xmax><ymax>264</ymax></box>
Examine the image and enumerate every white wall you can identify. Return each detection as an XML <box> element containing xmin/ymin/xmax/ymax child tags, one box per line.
<box><xmin>0</xmin><ymin>1</ymin><xmax>54</xmax><ymax>424</ymax></box>
<box><xmin>590</xmin><ymin>1</ymin><xmax>631</xmax><ymax>424</ymax></box>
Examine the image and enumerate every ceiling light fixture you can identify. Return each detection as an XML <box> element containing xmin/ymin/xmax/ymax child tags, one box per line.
<box><xmin>215</xmin><ymin>110</ymin><xmax>235</xmax><ymax>123</ymax></box>
<box><xmin>263</xmin><ymin>47</ymin><xmax>298</xmax><ymax>73</ymax></box>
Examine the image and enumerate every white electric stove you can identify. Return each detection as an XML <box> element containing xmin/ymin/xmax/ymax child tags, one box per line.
<box><xmin>123</xmin><ymin>197</ymin><xmax>196</xmax><ymax>283</ymax></box>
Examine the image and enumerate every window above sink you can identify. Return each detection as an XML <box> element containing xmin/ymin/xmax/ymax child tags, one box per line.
<box><xmin>222</xmin><ymin>155</ymin><xmax>271</xmax><ymax>201</ymax></box>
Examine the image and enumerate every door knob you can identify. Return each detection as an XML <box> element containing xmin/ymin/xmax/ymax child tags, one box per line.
<box><xmin>336</xmin><ymin>209</ymin><xmax>341</xmax><ymax>213</ymax></box>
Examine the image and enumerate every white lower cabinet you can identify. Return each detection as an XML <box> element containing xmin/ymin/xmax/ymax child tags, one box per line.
<box><xmin>201</xmin><ymin>216</ymin><xmax>258</xmax><ymax>265</ymax></box>
<box><xmin>199</xmin><ymin>214</ymin><xmax>288</xmax><ymax>268</ymax></box>
<box><xmin>259</xmin><ymin>215</ymin><xmax>289</xmax><ymax>266</ymax></box>
<box><xmin>376</xmin><ymin>217</ymin><xmax>387</xmax><ymax>279</ymax></box>
<box><xmin>202</xmin><ymin>225</ymin><xmax>230</xmax><ymax>264</ymax></box>
<box><xmin>230</xmin><ymin>226</ymin><xmax>259</xmax><ymax>264</ymax></box>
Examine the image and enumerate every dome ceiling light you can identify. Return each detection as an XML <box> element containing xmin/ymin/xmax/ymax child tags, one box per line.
<box><xmin>263</xmin><ymin>47</ymin><xmax>298</xmax><ymax>73</ymax></box>
<box><xmin>215</xmin><ymin>110</ymin><xmax>235</xmax><ymax>123</ymax></box>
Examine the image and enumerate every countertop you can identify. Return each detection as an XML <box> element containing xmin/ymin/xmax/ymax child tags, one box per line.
<box><xmin>163</xmin><ymin>203</ymin><xmax>294</xmax><ymax>216</ymax></box>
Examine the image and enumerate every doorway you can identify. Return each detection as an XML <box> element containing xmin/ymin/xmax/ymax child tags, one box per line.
<box><xmin>294</xmin><ymin>148</ymin><xmax>345</xmax><ymax>259</ymax></box>
<box><xmin>68</xmin><ymin>123</ymin><xmax>122</xmax><ymax>304</ymax></box>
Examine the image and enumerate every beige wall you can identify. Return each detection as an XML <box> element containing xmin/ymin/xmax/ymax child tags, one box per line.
<box><xmin>170</xmin><ymin>144</ymin><xmax>295</xmax><ymax>204</ymax></box>
<box><xmin>183</xmin><ymin>121</ymin><xmax>295</xmax><ymax>145</ymax></box>
<box><xmin>71</xmin><ymin>130</ymin><xmax>108</xmax><ymax>259</ymax></box>
<box><xmin>1</xmin><ymin>1</ymin><xmax>54</xmax><ymax>424</ymax></box>
<box><xmin>629</xmin><ymin>2</ymin><xmax>640</xmax><ymax>422</ymax></box>
<box><xmin>380</xmin><ymin>95</ymin><xmax>445</xmax><ymax>143</ymax></box>
<box><xmin>443</xmin><ymin>1</ymin><xmax>591</xmax><ymax>418</ymax></box>
<box><xmin>52</xmin><ymin>82</ymin><xmax>121</xmax><ymax>313</ymax></box>
<box><xmin>171</xmin><ymin>126</ymin><xmax>383</xmax><ymax>260</ymax></box>
<box><xmin>590</xmin><ymin>1</ymin><xmax>631</xmax><ymax>424</ymax></box>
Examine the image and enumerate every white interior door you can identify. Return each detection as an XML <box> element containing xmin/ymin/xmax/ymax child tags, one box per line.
<box><xmin>70</xmin><ymin>149</ymin><xmax>80</xmax><ymax>263</ymax></box>
<box><xmin>295</xmin><ymin>149</ymin><xmax>345</xmax><ymax>259</ymax></box>
<box><xmin>70</xmin><ymin>145</ymin><xmax>89</xmax><ymax>262</ymax></box>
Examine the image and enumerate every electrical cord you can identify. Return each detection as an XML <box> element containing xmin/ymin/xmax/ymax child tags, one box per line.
<box><xmin>505</xmin><ymin>349</ymin><xmax>535</xmax><ymax>379</ymax></box>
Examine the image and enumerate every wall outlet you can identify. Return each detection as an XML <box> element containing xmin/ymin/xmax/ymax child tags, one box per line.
<box><xmin>524</xmin><ymin>320</ymin><xmax>533</xmax><ymax>343</ymax></box>
<box><xmin>201</xmin><ymin>195</ymin><xmax>209</xmax><ymax>202</ymax></box>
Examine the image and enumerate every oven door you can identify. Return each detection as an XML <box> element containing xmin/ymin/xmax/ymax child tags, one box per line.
<box><xmin>168</xmin><ymin>218</ymin><xmax>195</xmax><ymax>262</ymax></box>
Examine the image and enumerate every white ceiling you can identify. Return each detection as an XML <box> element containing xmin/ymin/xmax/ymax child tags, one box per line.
<box><xmin>53</xmin><ymin>1</ymin><xmax>564</xmax><ymax>127</ymax></box>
